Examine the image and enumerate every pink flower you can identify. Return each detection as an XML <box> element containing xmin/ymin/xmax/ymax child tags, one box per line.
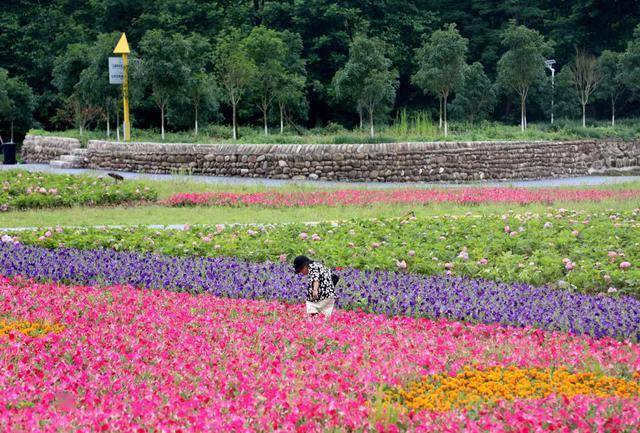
<box><xmin>565</xmin><ymin>262</ymin><xmax>575</xmax><ymax>271</ymax></box>
<box><xmin>215</xmin><ymin>224</ymin><xmax>225</xmax><ymax>233</ymax></box>
<box><xmin>371</xmin><ymin>242</ymin><xmax>380</xmax><ymax>249</ymax></box>
<box><xmin>543</xmin><ymin>222</ymin><xmax>553</xmax><ymax>229</ymax></box>
<box><xmin>299</xmin><ymin>232</ymin><xmax>308</xmax><ymax>240</ymax></box>
<box><xmin>504</xmin><ymin>225</ymin><xmax>511</xmax><ymax>233</ymax></box>
<box><xmin>509</xmin><ymin>231</ymin><xmax>518</xmax><ymax>238</ymax></box>
<box><xmin>183</xmin><ymin>224</ymin><xmax>191</xmax><ymax>231</ymax></box>
<box><xmin>457</xmin><ymin>248</ymin><xmax>469</xmax><ymax>261</ymax></box>
<box><xmin>608</xmin><ymin>287</ymin><xmax>618</xmax><ymax>293</ymax></box>
<box><xmin>247</xmin><ymin>229</ymin><xmax>258</xmax><ymax>236</ymax></box>
<box><xmin>408</xmin><ymin>250</ymin><xmax>415</xmax><ymax>257</ymax></box>
<box><xmin>201</xmin><ymin>236</ymin><xmax>212</xmax><ymax>243</ymax></box>
<box><xmin>279</xmin><ymin>254</ymin><xmax>287</xmax><ymax>263</ymax></box>
<box><xmin>571</xmin><ymin>230</ymin><xmax>579</xmax><ymax>237</ymax></box>
<box><xmin>608</xmin><ymin>251</ymin><xmax>618</xmax><ymax>259</ymax></box>
<box><xmin>444</xmin><ymin>262</ymin><xmax>453</xmax><ymax>270</ymax></box>
<box><xmin>44</xmin><ymin>231</ymin><xmax>52</xmax><ymax>238</ymax></box>
<box><xmin>477</xmin><ymin>258</ymin><xmax>488</xmax><ymax>266</ymax></box>
<box><xmin>348</xmin><ymin>242</ymin><xmax>355</xmax><ymax>248</ymax></box>
<box><xmin>55</xmin><ymin>226</ymin><xmax>64</xmax><ymax>233</ymax></box>
<box><xmin>396</xmin><ymin>260</ymin><xmax>407</xmax><ymax>270</ymax></box>
<box><xmin>311</xmin><ymin>234</ymin><xmax>322</xmax><ymax>241</ymax></box>
<box><xmin>620</xmin><ymin>261</ymin><xmax>631</xmax><ymax>270</ymax></box>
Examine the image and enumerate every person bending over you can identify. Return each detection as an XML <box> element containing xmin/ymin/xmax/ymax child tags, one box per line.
<box><xmin>293</xmin><ymin>255</ymin><xmax>337</xmax><ymax>319</ymax></box>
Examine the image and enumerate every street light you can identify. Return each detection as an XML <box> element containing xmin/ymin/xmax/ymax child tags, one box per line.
<box><xmin>545</xmin><ymin>59</ymin><xmax>556</xmax><ymax>124</ymax></box>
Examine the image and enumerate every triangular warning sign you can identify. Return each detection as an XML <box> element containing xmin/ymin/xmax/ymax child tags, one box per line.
<box><xmin>113</xmin><ymin>33</ymin><xmax>130</xmax><ymax>54</ymax></box>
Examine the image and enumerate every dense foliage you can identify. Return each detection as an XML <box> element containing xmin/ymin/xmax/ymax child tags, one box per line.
<box><xmin>4</xmin><ymin>209</ymin><xmax>639</xmax><ymax>294</ymax></box>
<box><xmin>3</xmin><ymin>1</ymin><xmax>640</xmax><ymax>140</ymax></box>
<box><xmin>0</xmin><ymin>170</ymin><xmax>157</xmax><ymax>211</ymax></box>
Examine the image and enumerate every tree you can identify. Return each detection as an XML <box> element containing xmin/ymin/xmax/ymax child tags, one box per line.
<box><xmin>450</xmin><ymin>62</ymin><xmax>495</xmax><ymax>123</ymax></box>
<box><xmin>245</xmin><ymin>26</ymin><xmax>287</xmax><ymax>136</ymax></box>
<box><xmin>0</xmin><ymin>70</ymin><xmax>12</xmax><ymax>140</ymax></box>
<box><xmin>52</xmin><ymin>43</ymin><xmax>94</xmax><ymax>135</ymax></box>
<box><xmin>622</xmin><ymin>24</ymin><xmax>640</xmax><ymax>100</ymax></box>
<box><xmin>497</xmin><ymin>23</ymin><xmax>551</xmax><ymax>131</ymax></box>
<box><xmin>598</xmin><ymin>51</ymin><xmax>626</xmax><ymax>126</ymax></box>
<box><xmin>569</xmin><ymin>49</ymin><xmax>602</xmax><ymax>127</ymax></box>
<box><xmin>139</xmin><ymin>30</ymin><xmax>190</xmax><ymax>140</ymax></box>
<box><xmin>75</xmin><ymin>33</ymin><xmax>123</xmax><ymax>139</ymax></box>
<box><xmin>181</xmin><ymin>34</ymin><xmax>219</xmax><ymax>135</ymax></box>
<box><xmin>413</xmin><ymin>24</ymin><xmax>468</xmax><ymax>136</ymax></box>
<box><xmin>333</xmin><ymin>34</ymin><xmax>398</xmax><ymax>137</ymax></box>
<box><xmin>274</xmin><ymin>31</ymin><xmax>308</xmax><ymax>134</ymax></box>
<box><xmin>0</xmin><ymin>71</ymin><xmax>35</xmax><ymax>142</ymax></box>
<box><xmin>554</xmin><ymin>65</ymin><xmax>581</xmax><ymax>120</ymax></box>
<box><xmin>215</xmin><ymin>30</ymin><xmax>257</xmax><ymax>140</ymax></box>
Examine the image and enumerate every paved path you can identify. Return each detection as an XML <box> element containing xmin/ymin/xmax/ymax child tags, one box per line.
<box><xmin>2</xmin><ymin>163</ymin><xmax>639</xmax><ymax>188</ymax></box>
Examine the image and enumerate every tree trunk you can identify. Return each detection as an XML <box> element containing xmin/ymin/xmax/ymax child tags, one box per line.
<box><xmin>582</xmin><ymin>103</ymin><xmax>586</xmax><ymax>128</ymax></box>
<box><xmin>263</xmin><ymin>108</ymin><xmax>268</xmax><ymax>136</ymax></box>
<box><xmin>438</xmin><ymin>96</ymin><xmax>443</xmax><ymax>129</ymax></box>
<box><xmin>116</xmin><ymin>110</ymin><xmax>120</xmax><ymax>142</ymax></box>
<box><xmin>232</xmin><ymin>102</ymin><xmax>237</xmax><ymax>140</ymax></box>
<box><xmin>194</xmin><ymin>103</ymin><xmax>199</xmax><ymax>135</ymax></box>
<box><xmin>611</xmin><ymin>98</ymin><xmax>615</xmax><ymax>127</ymax></box>
<box><xmin>443</xmin><ymin>93</ymin><xmax>448</xmax><ymax>137</ymax></box>
<box><xmin>10</xmin><ymin>120</ymin><xmax>14</xmax><ymax>142</ymax></box>
<box><xmin>369</xmin><ymin>106</ymin><xmax>375</xmax><ymax>138</ymax></box>
<box><xmin>520</xmin><ymin>96</ymin><xmax>525</xmax><ymax>132</ymax></box>
<box><xmin>358</xmin><ymin>108</ymin><xmax>363</xmax><ymax>130</ymax></box>
<box><xmin>280</xmin><ymin>103</ymin><xmax>284</xmax><ymax>134</ymax></box>
<box><xmin>160</xmin><ymin>105</ymin><xmax>165</xmax><ymax>140</ymax></box>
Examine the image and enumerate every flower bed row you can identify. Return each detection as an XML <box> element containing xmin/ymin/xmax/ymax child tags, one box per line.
<box><xmin>164</xmin><ymin>188</ymin><xmax>640</xmax><ymax>208</ymax></box>
<box><xmin>2</xmin><ymin>243</ymin><xmax>639</xmax><ymax>341</ymax></box>
<box><xmin>5</xmin><ymin>208</ymin><xmax>639</xmax><ymax>294</ymax></box>
<box><xmin>0</xmin><ymin>170</ymin><xmax>156</xmax><ymax>211</ymax></box>
<box><xmin>2</xmin><ymin>278</ymin><xmax>640</xmax><ymax>432</ymax></box>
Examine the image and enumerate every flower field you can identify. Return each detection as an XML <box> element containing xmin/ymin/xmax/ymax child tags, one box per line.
<box><xmin>164</xmin><ymin>188</ymin><xmax>640</xmax><ymax>208</ymax></box>
<box><xmin>2</xmin><ymin>277</ymin><xmax>640</xmax><ymax>432</ymax></box>
<box><xmin>0</xmin><ymin>170</ymin><xmax>156</xmax><ymax>211</ymax></box>
<box><xmin>1</xmin><ymin>243</ymin><xmax>639</xmax><ymax>341</ymax></box>
<box><xmin>2</xmin><ymin>170</ymin><xmax>639</xmax><ymax>431</ymax></box>
<box><xmin>7</xmin><ymin>207</ymin><xmax>639</xmax><ymax>294</ymax></box>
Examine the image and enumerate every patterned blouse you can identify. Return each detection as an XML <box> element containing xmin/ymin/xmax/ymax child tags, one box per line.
<box><xmin>306</xmin><ymin>262</ymin><xmax>336</xmax><ymax>302</ymax></box>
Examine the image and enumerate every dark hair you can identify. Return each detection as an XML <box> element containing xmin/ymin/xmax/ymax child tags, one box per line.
<box><xmin>293</xmin><ymin>255</ymin><xmax>313</xmax><ymax>274</ymax></box>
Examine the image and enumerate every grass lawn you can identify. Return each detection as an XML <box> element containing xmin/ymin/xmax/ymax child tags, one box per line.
<box><xmin>2</xmin><ymin>177</ymin><xmax>639</xmax><ymax>227</ymax></box>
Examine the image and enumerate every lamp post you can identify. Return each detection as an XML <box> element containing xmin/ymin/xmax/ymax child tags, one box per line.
<box><xmin>545</xmin><ymin>59</ymin><xmax>556</xmax><ymax>124</ymax></box>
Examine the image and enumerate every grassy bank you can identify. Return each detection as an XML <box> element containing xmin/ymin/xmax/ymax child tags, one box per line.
<box><xmin>29</xmin><ymin>118</ymin><xmax>640</xmax><ymax>146</ymax></box>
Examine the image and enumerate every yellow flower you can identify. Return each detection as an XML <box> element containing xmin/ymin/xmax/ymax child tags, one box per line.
<box><xmin>385</xmin><ymin>366</ymin><xmax>640</xmax><ymax>412</ymax></box>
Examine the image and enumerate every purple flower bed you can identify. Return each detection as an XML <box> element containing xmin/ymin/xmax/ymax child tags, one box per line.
<box><xmin>1</xmin><ymin>243</ymin><xmax>638</xmax><ymax>342</ymax></box>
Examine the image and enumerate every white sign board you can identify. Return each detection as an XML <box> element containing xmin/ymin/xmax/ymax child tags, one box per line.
<box><xmin>109</xmin><ymin>57</ymin><xmax>124</xmax><ymax>84</ymax></box>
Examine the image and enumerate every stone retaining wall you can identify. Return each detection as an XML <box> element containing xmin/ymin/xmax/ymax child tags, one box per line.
<box><xmin>21</xmin><ymin>135</ymin><xmax>640</xmax><ymax>182</ymax></box>
<box><xmin>20</xmin><ymin>136</ymin><xmax>81</xmax><ymax>163</ymax></box>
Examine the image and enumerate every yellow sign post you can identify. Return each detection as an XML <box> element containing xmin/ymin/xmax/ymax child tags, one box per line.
<box><xmin>113</xmin><ymin>33</ymin><xmax>131</xmax><ymax>142</ymax></box>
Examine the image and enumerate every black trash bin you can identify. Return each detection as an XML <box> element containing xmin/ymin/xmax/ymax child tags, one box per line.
<box><xmin>2</xmin><ymin>141</ymin><xmax>17</xmax><ymax>165</ymax></box>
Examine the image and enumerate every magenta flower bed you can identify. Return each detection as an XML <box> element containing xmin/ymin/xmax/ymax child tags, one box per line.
<box><xmin>163</xmin><ymin>188</ymin><xmax>640</xmax><ymax>207</ymax></box>
<box><xmin>2</xmin><ymin>277</ymin><xmax>639</xmax><ymax>432</ymax></box>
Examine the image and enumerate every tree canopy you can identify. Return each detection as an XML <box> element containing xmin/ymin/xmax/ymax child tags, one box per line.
<box><xmin>2</xmin><ymin>1</ymin><xmax>640</xmax><ymax>139</ymax></box>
